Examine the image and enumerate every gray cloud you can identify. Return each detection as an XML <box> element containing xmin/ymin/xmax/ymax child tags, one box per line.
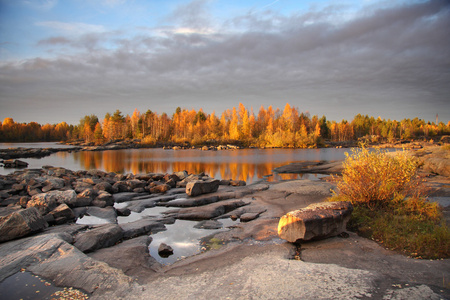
<box><xmin>1</xmin><ymin>0</ymin><xmax>449</xmax><ymax>125</ymax></box>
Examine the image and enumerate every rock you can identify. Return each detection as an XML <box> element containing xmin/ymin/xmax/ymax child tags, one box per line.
<box><xmin>27</xmin><ymin>193</ymin><xmax>58</xmax><ymax>215</ymax></box>
<box><xmin>42</xmin><ymin>177</ymin><xmax>66</xmax><ymax>191</ymax></box>
<box><xmin>0</xmin><ymin>207</ymin><xmax>48</xmax><ymax>242</ymax></box>
<box><xmin>274</xmin><ymin>161</ymin><xmax>344</xmax><ymax>175</ymax></box>
<box><xmin>89</xmin><ymin>236</ymin><xmax>161</xmax><ymax>276</ymax></box>
<box><xmin>1</xmin><ymin>159</ymin><xmax>28</xmax><ymax>168</ymax></box>
<box><xmin>28</xmin><ymin>190</ymin><xmax>78</xmax><ymax>213</ymax></box>
<box><xmin>94</xmin><ymin>181</ymin><xmax>114</xmax><ymax>194</ymax></box>
<box><xmin>158</xmin><ymin>243</ymin><xmax>173</xmax><ymax>257</ymax></box>
<box><xmin>194</xmin><ymin>219</ymin><xmax>223</xmax><ymax>229</ymax></box>
<box><xmin>76</xmin><ymin>188</ymin><xmax>96</xmax><ymax>206</ymax></box>
<box><xmin>0</xmin><ymin>233</ymin><xmax>133</xmax><ymax>294</ymax></box>
<box><xmin>74</xmin><ymin>181</ymin><xmax>94</xmax><ymax>193</ymax></box>
<box><xmin>85</xmin><ymin>206</ymin><xmax>117</xmax><ymax>224</ymax></box>
<box><xmin>94</xmin><ymin>190</ymin><xmax>114</xmax><ymax>207</ymax></box>
<box><xmin>113</xmin><ymin>181</ymin><xmax>131</xmax><ymax>193</ymax></box>
<box><xmin>113</xmin><ymin>192</ymin><xmax>140</xmax><ymax>203</ymax></box>
<box><xmin>73</xmin><ymin>224</ymin><xmax>123</xmax><ymax>253</ymax></box>
<box><xmin>186</xmin><ymin>180</ymin><xmax>220</xmax><ymax>197</ymax></box>
<box><xmin>120</xmin><ymin>219</ymin><xmax>166</xmax><ymax>239</ymax></box>
<box><xmin>161</xmin><ymin>195</ymin><xmax>219</xmax><ymax>208</ymax></box>
<box><xmin>230</xmin><ymin>180</ymin><xmax>246</xmax><ymax>186</ymax></box>
<box><xmin>149</xmin><ymin>183</ymin><xmax>170</xmax><ymax>194</ymax></box>
<box><xmin>174</xmin><ymin>171</ymin><xmax>188</xmax><ymax>180</ymax></box>
<box><xmin>127</xmin><ymin>179</ymin><xmax>147</xmax><ymax>190</ymax></box>
<box><xmin>48</xmin><ymin>203</ymin><xmax>75</xmax><ymax>225</ymax></box>
<box><xmin>270</xmin><ymin>179</ymin><xmax>334</xmax><ymax>197</ymax></box>
<box><xmin>173</xmin><ymin>199</ymin><xmax>248</xmax><ymax>220</ymax></box>
<box><xmin>278</xmin><ymin>201</ymin><xmax>353</xmax><ymax>243</ymax></box>
<box><xmin>116</xmin><ymin>207</ymin><xmax>131</xmax><ymax>216</ymax></box>
<box><xmin>240</xmin><ymin>212</ymin><xmax>260</xmax><ymax>222</ymax></box>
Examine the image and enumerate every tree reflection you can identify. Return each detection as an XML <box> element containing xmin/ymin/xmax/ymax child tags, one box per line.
<box><xmin>71</xmin><ymin>148</ymin><xmax>339</xmax><ymax>183</ymax></box>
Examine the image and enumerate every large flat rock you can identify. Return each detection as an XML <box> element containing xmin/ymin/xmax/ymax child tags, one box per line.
<box><xmin>269</xmin><ymin>179</ymin><xmax>334</xmax><ymax>197</ymax></box>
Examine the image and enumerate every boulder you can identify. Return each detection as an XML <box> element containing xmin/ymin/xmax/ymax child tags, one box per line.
<box><xmin>0</xmin><ymin>207</ymin><xmax>48</xmax><ymax>242</ymax></box>
<box><xmin>278</xmin><ymin>201</ymin><xmax>353</xmax><ymax>243</ymax></box>
<box><xmin>230</xmin><ymin>180</ymin><xmax>246</xmax><ymax>186</ymax></box>
<box><xmin>76</xmin><ymin>188</ymin><xmax>96</xmax><ymax>206</ymax></box>
<box><xmin>113</xmin><ymin>181</ymin><xmax>131</xmax><ymax>193</ymax></box>
<box><xmin>74</xmin><ymin>181</ymin><xmax>94</xmax><ymax>193</ymax></box>
<box><xmin>94</xmin><ymin>190</ymin><xmax>114</xmax><ymax>207</ymax></box>
<box><xmin>174</xmin><ymin>171</ymin><xmax>188</xmax><ymax>180</ymax></box>
<box><xmin>28</xmin><ymin>190</ymin><xmax>78</xmax><ymax>213</ymax></box>
<box><xmin>73</xmin><ymin>224</ymin><xmax>123</xmax><ymax>253</ymax></box>
<box><xmin>94</xmin><ymin>181</ymin><xmax>114</xmax><ymax>194</ymax></box>
<box><xmin>27</xmin><ymin>193</ymin><xmax>58</xmax><ymax>215</ymax></box>
<box><xmin>186</xmin><ymin>180</ymin><xmax>220</xmax><ymax>197</ymax></box>
<box><xmin>48</xmin><ymin>203</ymin><xmax>75</xmax><ymax>225</ymax></box>
<box><xmin>119</xmin><ymin>219</ymin><xmax>166</xmax><ymax>239</ymax></box>
<box><xmin>158</xmin><ymin>243</ymin><xmax>173</xmax><ymax>257</ymax></box>
<box><xmin>149</xmin><ymin>183</ymin><xmax>171</xmax><ymax>194</ymax></box>
<box><xmin>1</xmin><ymin>159</ymin><xmax>28</xmax><ymax>168</ymax></box>
<box><xmin>42</xmin><ymin>177</ymin><xmax>66</xmax><ymax>191</ymax></box>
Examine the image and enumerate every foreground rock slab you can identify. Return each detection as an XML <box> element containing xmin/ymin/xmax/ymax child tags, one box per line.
<box><xmin>278</xmin><ymin>201</ymin><xmax>353</xmax><ymax>242</ymax></box>
<box><xmin>0</xmin><ymin>233</ymin><xmax>133</xmax><ymax>295</ymax></box>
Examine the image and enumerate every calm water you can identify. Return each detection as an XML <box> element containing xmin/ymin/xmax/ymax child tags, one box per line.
<box><xmin>0</xmin><ymin>143</ymin><xmax>349</xmax><ymax>183</ymax></box>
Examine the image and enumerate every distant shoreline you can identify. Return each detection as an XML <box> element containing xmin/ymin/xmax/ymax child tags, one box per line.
<box><xmin>1</xmin><ymin>136</ymin><xmax>447</xmax><ymax>161</ymax></box>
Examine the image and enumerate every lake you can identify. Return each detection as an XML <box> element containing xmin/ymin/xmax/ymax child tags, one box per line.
<box><xmin>0</xmin><ymin>143</ymin><xmax>349</xmax><ymax>183</ymax></box>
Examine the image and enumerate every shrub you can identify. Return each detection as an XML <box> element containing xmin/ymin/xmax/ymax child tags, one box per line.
<box><xmin>333</xmin><ymin>147</ymin><xmax>422</xmax><ymax>209</ymax></box>
<box><xmin>331</xmin><ymin>146</ymin><xmax>450</xmax><ymax>259</ymax></box>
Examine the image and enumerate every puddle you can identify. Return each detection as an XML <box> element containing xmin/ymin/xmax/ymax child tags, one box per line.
<box><xmin>76</xmin><ymin>215</ymin><xmax>113</xmax><ymax>225</ymax></box>
<box><xmin>0</xmin><ymin>271</ymin><xmax>88</xmax><ymax>300</ymax></box>
<box><xmin>149</xmin><ymin>218</ymin><xmax>239</xmax><ymax>265</ymax></box>
<box><xmin>117</xmin><ymin>206</ymin><xmax>169</xmax><ymax>224</ymax></box>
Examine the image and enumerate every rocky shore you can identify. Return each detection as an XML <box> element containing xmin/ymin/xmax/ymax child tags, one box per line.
<box><xmin>0</xmin><ymin>146</ymin><xmax>449</xmax><ymax>299</ymax></box>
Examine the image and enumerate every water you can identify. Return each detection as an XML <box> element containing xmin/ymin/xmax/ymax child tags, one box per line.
<box><xmin>0</xmin><ymin>271</ymin><xmax>65</xmax><ymax>300</ymax></box>
<box><xmin>0</xmin><ymin>143</ymin><xmax>349</xmax><ymax>183</ymax></box>
<box><xmin>148</xmin><ymin>218</ymin><xmax>239</xmax><ymax>265</ymax></box>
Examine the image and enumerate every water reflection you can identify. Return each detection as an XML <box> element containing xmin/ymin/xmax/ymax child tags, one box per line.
<box><xmin>1</xmin><ymin>148</ymin><xmax>349</xmax><ymax>183</ymax></box>
<box><xmin>69</xmin><ymin>148</ymin><xmax>347</xmax><ymax>184</ymax></box>
<box><xmin>148</xmin><ymin>218</ymin><xmax>238</xmax><ymax>265</ymax></box>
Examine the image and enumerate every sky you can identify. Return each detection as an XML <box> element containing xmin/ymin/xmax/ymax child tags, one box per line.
<box><xmin>0</xmin><ymin>0</ymin><xmax>449</xmax><ymax>125</ymax></box>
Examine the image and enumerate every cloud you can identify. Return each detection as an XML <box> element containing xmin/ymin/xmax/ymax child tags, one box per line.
<box><xmin>1</xmin><ymin>0</ymin><xmax>450</xmax><ymax>124</ymax></box>
<box><xmin>21</xmin><ymin>0</ymin><xmax>57</xmax><ymax>11</ymax></box>
<box><xmin>36</xmin><ymin>21</ymin><xmax>106</xmax><ymax>36</ymax></box>
<box><xmin>167</xmin><ymin>0</ymin><xmax>214</xmax><ymax>30</ymax></box>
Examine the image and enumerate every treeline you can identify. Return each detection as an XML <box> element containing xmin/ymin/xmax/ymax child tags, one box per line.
<box><xmin>1</xmin><ymin>103</ymin><xmax>449</xmax><ymax>147</ymax></box>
